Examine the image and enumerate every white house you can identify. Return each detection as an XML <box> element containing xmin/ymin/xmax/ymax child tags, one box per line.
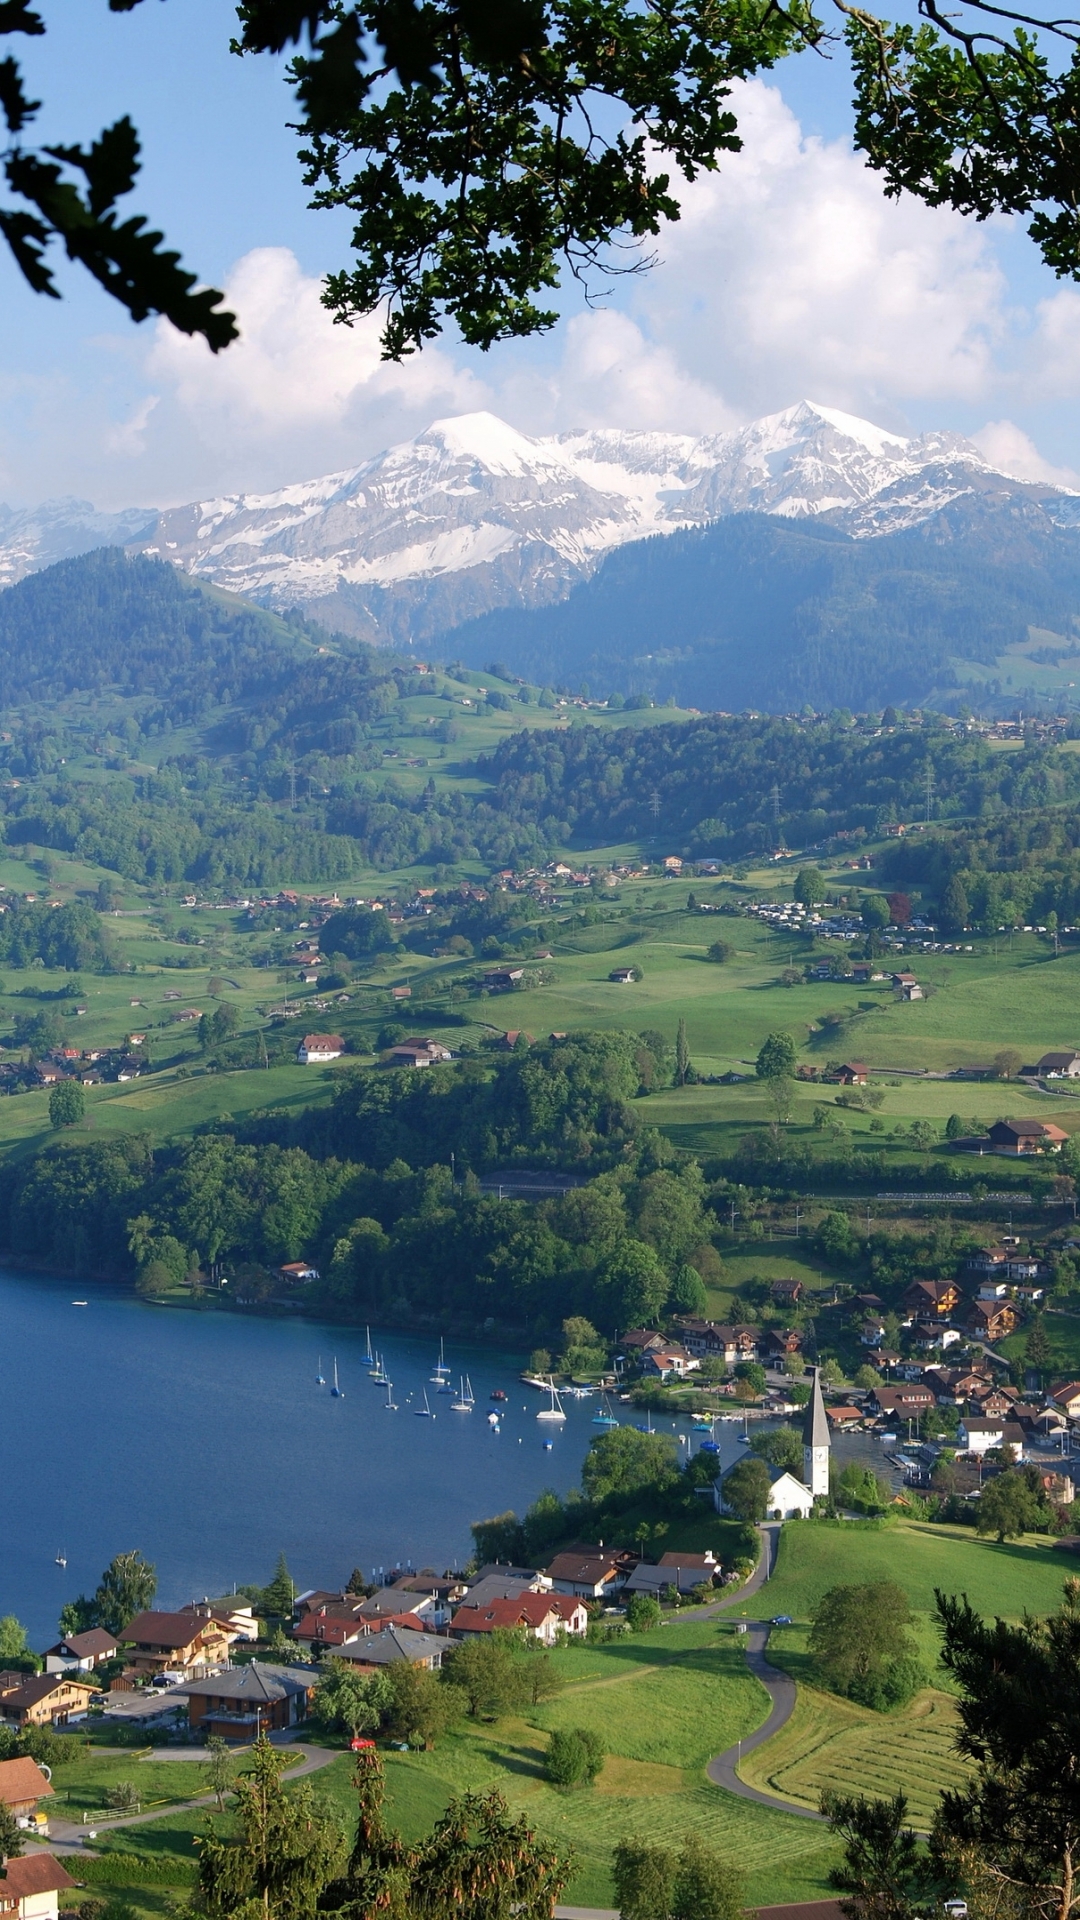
<box><xmin>959</xmin><ymin>1416</ymin><xmax>1005</xmax><ymax>1454</ymax></box>
<box><xmin>297</xmin><ymin>1033</ymin><xmax>344</xmax><ymax>1064</ymax></box>
<box><xmin>0</xmin><ymin>1855</ymin><xmax>76</xmax><ymax>1920</ymax></box>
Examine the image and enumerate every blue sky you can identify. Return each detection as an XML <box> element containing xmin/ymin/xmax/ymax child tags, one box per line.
<box><xmin>2</xmin><ymin>0</ymin><xmax>1079</xmax><ymax>508</ymax></box>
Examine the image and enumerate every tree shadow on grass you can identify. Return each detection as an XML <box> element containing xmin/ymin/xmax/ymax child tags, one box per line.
<box><xmin>481</xmin><ymin>1739</ymin><xmax>547</xmax><ymax>1780</ymax></box>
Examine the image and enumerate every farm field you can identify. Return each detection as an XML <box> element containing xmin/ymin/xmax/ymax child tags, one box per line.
<box><xmin>759</xmin><ymin>1519</ymin><xmax>1071</xmax><ymax>1624</ymax></box>
<box><xmin>93</xmin><ymin>1617</ymin><xmax>840</xmax><ymax>1912</ymax></box>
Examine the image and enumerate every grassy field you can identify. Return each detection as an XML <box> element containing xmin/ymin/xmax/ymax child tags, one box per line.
<box><xmin>761</xmin><ymin>1519</ymin><xmax>1071</xmax><ymax>1624</ymax></box>
<box><xmin>739</xmin><ymin>1678</ymin><xmax>967</xmax><ymax>1828</ymax></box>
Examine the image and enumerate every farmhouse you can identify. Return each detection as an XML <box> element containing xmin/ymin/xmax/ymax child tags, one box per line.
<box><xmin>1037</xmin><ymin>1051</ymin><xmax>1080</xmax><ymax>1077</ymax></box>
<box><xmin>608</xmin><ymin>968</ymin><xmax>637</xmax><ymax>984</ymax></box>
<box><xmin>988</xmin><ymin>1118</ymin><xmax>1069</xmax><ymax>1154</ymax></box>
<box><xmin>296</xmin><ymin>1033</ymin><xmax>344</xmax><ymax>1064</ymax></box>
<box><xmin>835</xmin><ymin>1062</ymin><xmax>869</xmax><ymax>1086</ymax></box>
<box><xmin>967</xmin><ymin>1298</ymin><xmax>1018</xmax><ymax>1341</ymax></box>
<box><xmin>901</xmin><ymin>1278</ymin><xmax>961</xmax><ymax>1321</ymax></box>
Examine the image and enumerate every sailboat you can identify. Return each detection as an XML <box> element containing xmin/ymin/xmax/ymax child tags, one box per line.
<box><xmin>414</xmin><ymin>1389</ymin><xmax>434</xmax><ymax>1417</ymax></box>
<box><xmin>371</xmin><ymin>1352</ymin><xmax>388</xmax><ymax>1384</ymax></box>
<box><xmin>331</xmin><ymin>1358</ymin><xmax>344</xmax><ymax>1398</ymax></box>
<box><xmin>55</xmin><ymin>1550</ymin><xmax>67</xmax><ymax>1568</ymax></box>
<box><xmin>384</xmin><ymin>1378</ymin><xmax>398</xmax><ymax>1411</ymax></box>
<box><xmin>451</xmin><ymin>1375</ymin><xmax>472</xmax><ymax>1411</ymax></box>
<box><xmin>537</xmin><ymin>1379</ymin><xmax>566</xmax><ymax>1422</ymax></box>
<box><xmin>465</xmin><ymin>1374</ymin><xmax>475</xmax><ymax>1408</ymax></box>
<box><xmin>315</xmin><ymin>1356</ymin><xmax>326</xmax><ymax>1386</ymax></box>
<box><xmin>430</xmin><ymin>1338</ymin><xmax>450</xmax><ymax>1385</ymax></box>
<box><xmin>362</xmin><ymin>1327</ymin><xmax>376</xmax><ymax>1369</ymax></box>
<box><xmin>592</xmin><ymin>1392</ymin><xmax>619</xmax><ymax>1429</ymax></box>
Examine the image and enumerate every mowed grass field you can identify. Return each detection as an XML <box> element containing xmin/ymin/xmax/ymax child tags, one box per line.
<box><xmin>739</xmin><ymin>1679</ymin><xmax>965</xmax><ymax>1829</ymax></box>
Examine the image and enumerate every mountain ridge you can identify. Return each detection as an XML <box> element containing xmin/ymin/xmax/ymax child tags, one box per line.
<box><xmin>2</xmin><ymin>400</ymin><xmax>1074</xmax><ymax>645</ymax></box>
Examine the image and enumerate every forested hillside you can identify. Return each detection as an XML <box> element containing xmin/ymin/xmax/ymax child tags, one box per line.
<box><xmin>446</xmin><ymin>494</ymin><xmax>1080</xmax><ymax>710</ymax></box>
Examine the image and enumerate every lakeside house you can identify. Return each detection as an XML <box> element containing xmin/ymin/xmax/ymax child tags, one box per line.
<box><xmin>545</xmin><ymin>1545</ymin><xmax>637</xmax><ymax>1599</ymax></box>
<box><xmin>42</xmin><ymin>1628</ymin><xmax>117</xmax><ymax>1673</ymax></box>
<box><xmin>449</xmin><ymin>1593</ymin><xmax>587</xmax><ymax>1643</ymax></box>
<box><xmin>116</xmin><ymin>1610</ymin><xmax>233</xmax><ymax>1678</ymax></box>
<box><xmin>0</xmin><ymin>1674</ymin><xmax>96</xmax><ymax>1729</ymax></box>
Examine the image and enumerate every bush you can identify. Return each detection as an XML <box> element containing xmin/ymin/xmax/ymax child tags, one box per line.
<box><xmin>625</xmin><ymin>1592</ymin><xmax>662</xmax><ymax>1633</ymax></box>
<box><xmin>49</xmin><ymin>1081</ymin><xmax>85</xmax><ymax>1128</ymax></box>
<box><xmin>545</xmin><ymin>1726</ymin><xmax>605</xmax><ymax>1787</ymax></box>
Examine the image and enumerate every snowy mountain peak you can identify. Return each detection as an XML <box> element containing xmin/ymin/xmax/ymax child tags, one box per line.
<box><xmin>0</xmin><ymin>401</ymin><xmax>1066</xmax><ymax>644</ymax></box>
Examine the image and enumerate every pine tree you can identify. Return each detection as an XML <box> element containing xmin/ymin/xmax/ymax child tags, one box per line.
<box><xmin>676</xmin><ymin>1018</ymin><xmax>690</xmax><ymax>1087</ymax></box>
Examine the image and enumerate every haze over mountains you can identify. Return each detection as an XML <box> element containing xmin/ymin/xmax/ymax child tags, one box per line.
<box><xmin>3</xmin><ymin>401</ymin><xmax>1078</xmax><ymax>650</ymax></box>
<box><xmin>4</xmin><ymin>400</ymin><xmax>1080</xmax><ymax>712</ymax></box>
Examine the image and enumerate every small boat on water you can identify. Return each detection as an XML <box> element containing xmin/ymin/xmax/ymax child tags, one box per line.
<box><xmin>71</xmin><ymin>1301</ymin><xmax>88</xmax><ymax>1308</ymax></box>
<box><xmin>362</xmin><ymin>1327</ymin><xmax>376</xmax><ymax>1369</ymax></box>
<box><xmin>316</xmin><ymin>1356</ymin><xmax>326</xmax><ymax>1386</ymax></box>
<box><xmin>451</xmin><ymin>1375</ymin><xmax>472</xmax><ymax>1412</ymax></box>
<box><xmin>370</xmin><ymin>1352</ymin><xmax>388</xmax><ymax>1384</ymax></box>
<box><xmin>431</xmin><ymin>1338</ymin><xmax>450</xmax><ymax>1385</ymax></box>
<box><xmin>331</xmin><ymin>1358</ymin><xmax>344</xmax><ymax>1398</ymax></box>
<box><xmin>490</xmin><ymin>1389</ymin><xmax>507</xmax><ymax>1402</ymax></box>
<box><xmin>55</xmin><ymin>1550</ymin><xmax>67</xmax><ymax>1568</ymax></box>
<box><xmin>537</xmin><ymin>1379</ymin><xmax>566</xmax><ymax>1422</ymax></box>
<box><xmin>384</xmin><ymin>1379</ymin><xmax>398</xmax><ymax>1411</ymax></box>
<box><xmin>487</xmin><ymin>1411</ymin><xmax>501</xmax><ymax>1429</ymax></box>
<box><xmin>592</xmin><ymin>1393</ymin><xmax>619</xmax><ymax>1429</ymax></box>
<box><xmin>414</xmin><ymin>1389</ymin><xmax>434</xmax><ymax>1418</ymax></box>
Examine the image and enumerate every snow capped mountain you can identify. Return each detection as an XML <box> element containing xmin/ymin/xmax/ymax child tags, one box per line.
<box><xmin>1</xmin><ymin>401</ymin><xmax>1074</xmax><ymax>644</ymax></box>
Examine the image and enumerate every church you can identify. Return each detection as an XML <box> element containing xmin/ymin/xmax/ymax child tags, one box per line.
<box><xmin>716</xmin><ymin>1367</ymin><xmax>830</xmax><ymax>1520</ymax></box>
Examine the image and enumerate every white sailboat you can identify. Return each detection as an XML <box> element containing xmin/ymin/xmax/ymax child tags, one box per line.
<box><xmin>430</xmin><ymin>1338</ymin><xmax>450</xmax><ymax>1384</ymax></box>
<box><xmin>315</xmin><ymin>1355</ymin><xmax>326</xmax><ymax>1386</ymax></box>
<box><xmin>55</xmin><ymin>1550</ymin><xmax>67</xmax><ymax>1568</ymax></box>
<box><xmin>384</xmin><ymin>1379</ymin><xmax>398</xmax><ymax>1411</ymax></box>
<box><xmin>371</xmin><ymin>1352</ymin><xmax>388</xmax><ymax>1384</ymax></box>
<box><xmin>451</xmin><ymin>1375</ymin><xmax>471</xmax><ymax>1411</ymax></box>
<box><xmin>363</xmin><ymin>1326</ymin><xmax>376</xmax><ymax>1369</ymax></box>
<box><xmin>414</xmin><ymin>1389</ymin><xmax>434</xmax><ymax>1417</ymax></box>
<box><xmin>465</xmin><ymin>1374</ymin><xmax>475</xmax><ymax>1408</ymax></box>
<box><xmin>537</xmin><ymin>1378</ymin><xmax>566</xmax><ymax>1422</ymax></box>
<box><xmin>331</xmin><ymin>1358</ymin><xmax>344</xmax><ymax>1398</ymax></box>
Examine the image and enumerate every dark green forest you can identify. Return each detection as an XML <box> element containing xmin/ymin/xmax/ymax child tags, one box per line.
<box><xmin>445</xmin><ymin>493</ymin><xmax>1080</xmax><ymax>710</ymax></box>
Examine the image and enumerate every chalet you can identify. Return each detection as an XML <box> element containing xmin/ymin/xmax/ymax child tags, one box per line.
<box><xmin>866</xmin><ymin>1383</ymin><xmax>936</xmax><ymax>1420</ymax></box>
<box><xmin>0</xmin><ymin>1757</ymin><xmax>53</xmax><ymax>1824</ymax></box>
<box><xmin>642</xmin><ymin>1342</ymin><xmax>700</xmax><ymax>1380</ymax></box>
<box><xmin>966</xmin><ymin>1244</ymin><xmax>1011</xmax><ymax>1275</ymax></box>
<box><xmin>771</xmin><ymin>1279</ymin><xmax>803</xmax><ymax>1306</ymax></box>
<box><xmin>449</xmin><ymin>1593</ymin><xmax>587</xmax><ymax>1643</ymax></box>
<box><xmin>333</xmin><ymin>1627</ymin><xmax>452</xmax><ymax>1671</ymax></box>
<box><xmin>1037</xmin><ymin>1051</ymin><xmax>1080</xmax><ymax>1078</ymax></box>
<box><xmin>1052</xmin><ymin>1381</ymin><xmax>1080</xmax><ymax>1420</ymax></box>
<box><xmin>901</xmin><ymin>1278</ymin><xmax>961</xmax><ymax>1321</ymax></box>
<box><xmin>967</xmin><ymin>1298</ymin><xmax>1018</xmax><ymax>1342</ymax></box>
<box><xmin>0</xmin><ymin>1675</ymin><xmax>96</xmax><ymax>1728</ymax></box>
<box><xmin>763</xmin><ymin>1328</ymin><xmax>803</xmax><ymax>1360</ymax></box>
<box><xmin>499</xmin><ymin>1031</ymin><xmax>533</xmax><ymax>1049</ymax></box>
<box><xmin>988</xmin><ymin>1118</ymin><xmax>1069</xmax><ymax>1155</ymax></box>
<box><xmin>891</xmin><ymin>971</ymin><xmax>918</xmax><ymax>989</ymax></box>
<box><xmin>546</xmin><ymin>1545</ymin><xmax>637</xmax><ymax>1599</ymax></box>
<box><xmin>297</xmin><ymin>1034</ymin><xmax>344</xmax><ymax>1064</ymax></box>
<box><xmin>826</xmin><ymin>1406</ymin><xmax>864</xmax><ymax>1429</ymax></box>
<box><xmin>835</xmin><ymin>1063</ymin><xmax>869</xmax><ymax>1086</ymax></box>
<box><xmin>677</xmin><ymin>1319</ymin><xmax>760</xmax><ymax>1364</ymax></box>
<box><xmin>482</xmin><ymin>968</ymin><xmax>525</xmax><ymax>991</ymax></box>
<box><xmin>179</xmin><ymin>1600</ymin><xmax>258</xmax><ymax>1642</ymax></box>
<box><xmin>618</xmin><ymin>1329</ymin><xmax>668</xmax><ymax>1359</ymax></box>
<box><xmin>0</xmin><ymin>1853</ymin><xmax>76</xmax><ymax>1920</ymax></box>
<box><xmin>608</xmin><ymin>968</ymin><xmax>637</xmax><ymax>984</ymax></box>
<box><xmin>117</xmin><ymin>1610</ymin><xmax>233</xmax><ymax>1677</ymax></box>
<box><xmin>390</xmin><ymin>984</ymin><xmax>412</xmax><ymax>1001</ymax></box>
<box><xmin>184</xmin><ymin>1663</ymin><xmax>315</xmax><ymax>1742</ymax></box>
<box><xmin>43</xmin><ymin>1627</ymin><xmax>117</xmax><ymax>1673</ymax></box>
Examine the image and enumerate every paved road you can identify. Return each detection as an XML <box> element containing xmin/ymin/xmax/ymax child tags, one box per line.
<box><xmin>45</xmin><ymin>1741</ymin><xmax>338</xmax><ymax>1853</ymax></box>
<box><xmin>706</xmin><ymin>1624</ymin><xmax>821</xmax><ymax>1821</ymax></box>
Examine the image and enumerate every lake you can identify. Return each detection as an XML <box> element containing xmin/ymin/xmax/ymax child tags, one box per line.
<box><xmin>0</xmin><ymin>1269</ymin><xmax>750</xmax><ymax>1649</ymax></box>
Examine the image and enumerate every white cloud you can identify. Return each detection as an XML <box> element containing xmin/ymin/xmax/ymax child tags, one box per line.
<box><xmin>499</xmin><ymin>309</ymin><xmax>740</xmax><ymax>436</ymax></box>
<box><xmin>971</xmin><ymin>419</ymin><xmax>1079</xmax><ymax>486</ymax></box>
<box><xmin>631</xmin><ymin>79</ymin><xmax>1008</xmax><ymax>420</ymax></box>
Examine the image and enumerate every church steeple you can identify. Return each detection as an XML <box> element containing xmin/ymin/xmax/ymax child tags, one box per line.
<box><xmin>802</xmin><ymin>1365</ymin><xmax>830</xmax><ymax>1500</ymax></box>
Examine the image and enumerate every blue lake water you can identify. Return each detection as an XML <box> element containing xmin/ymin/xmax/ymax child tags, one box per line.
<box><xmin>0</xmin><ymin>1269</ymin><xmax>750</xmax><ymax>1649</ymax></box>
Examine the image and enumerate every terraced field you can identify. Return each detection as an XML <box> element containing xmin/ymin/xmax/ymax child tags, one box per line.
<box><xmin>739</xmin><ymin>1683</ymin><xmax>969</xmax><ymax>1829</ymax></box>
